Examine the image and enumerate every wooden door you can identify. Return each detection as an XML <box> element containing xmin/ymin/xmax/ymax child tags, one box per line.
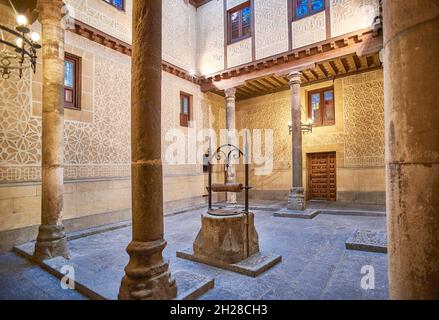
<box><xmin>307</xmin><ymin>152</ymin><xmax>336</xmax><ymax>201</ymax></box>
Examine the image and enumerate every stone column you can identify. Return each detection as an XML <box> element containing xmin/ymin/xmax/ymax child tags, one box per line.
<box><xmin>225</xmin><ymin>87</ymin><xmax>237</xmax><ymax>205</ymax></box>
<box><xmin>119</xmin><ymin>0</ymin><xmax>177</xmax><ymax>300</ymax></box>
<box><xmin>34</xmin><ymin>0</ymin><xmax>68</xmax><ymax>261</ymax></box>
<box><xmin>287</xmin><ymin>72</ymin><xmax>305</xmax><ymax>211</ymax></box>
<box><xmin>384</xmin><ymin>1</ymin><xmax>439</xmax><ymax>299</ymax></box>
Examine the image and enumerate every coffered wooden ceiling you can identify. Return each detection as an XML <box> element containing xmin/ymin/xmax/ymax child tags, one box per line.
<box><xmin>212</xmin><ymin>52</ymin><xmax>382</xmax><ymax>101</ymax></box>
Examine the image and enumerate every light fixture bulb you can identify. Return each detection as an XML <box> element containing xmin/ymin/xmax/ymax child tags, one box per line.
<box><xmin>16</xmin><ymin>38</ymin><xmax>23</xmax><ymax>48</ymax></box>
<box><xmin>16</xmin><ymin>15</ymin><xmax>28</xmax><ymax>26</ymax></box>
<box><xmin>30</xmin><ymin>32</ymin><xmax>40</xmax><ymax>43</ymax></box>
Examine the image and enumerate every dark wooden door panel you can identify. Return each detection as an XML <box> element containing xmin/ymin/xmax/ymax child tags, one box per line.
<box><xmin>308</xmin><ymin>152</ymin><xmax>336</xmax><ymax>201</ymax></box>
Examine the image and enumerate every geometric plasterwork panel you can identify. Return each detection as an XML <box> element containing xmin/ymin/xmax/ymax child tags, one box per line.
<box><xmin>0</xmin><ymin>70</ymin><xmax>41</xmax><ymax>165</ymax></box>
<box><xmin>64</xmin><ymin>54</ymin><xmax>131</xmax><ymax>167</ymax></box>
<box><xmin>0</xmin><ymin>34</ymin><xmax>132</xmax><ymax>183</ymax></box>
<box><xmin>197</xmin><ymin>0</ymin><xmax>225</xmax><ymax>75</ymax></box>
<box><xmin>163</xmin><ymin>0</ymin><xmax>197</xmax><ymax>72</ymax></box>
<box><xmin>63</xmin><ymin>0</ymin><xmax>132</xmax><ymax>44</ymax></box>
<box><xmin>343</xmin><ymin>69</ymin><xmax>384</xmax><ymax>167</ymax></box>
<box><xmin>227</xmin><ymin>37</ymin><xmax>253</xmax><ymax>69</ymax></box>
<box><xmin>330</xmin><ymin>0</ymin><xmax>380</xmax><ymax>38</ymax></box>
<box><xmin>255</xmin><ymin>0</ymin><xmax>289</xmax><ymax>59</ymax></box>
<box><xmin>292</xmin><ymin>10</ymin><xmax>326</xmax><ymax>49</ymax></box>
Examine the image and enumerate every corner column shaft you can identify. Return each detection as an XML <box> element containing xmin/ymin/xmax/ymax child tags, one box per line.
<box><xmin>384</xmin><ymin>0</ymin><xmax>439</xmax><ymax>299</ymax></box>
<box><xmin>118</xmin><ymin>0</ymin><xmax>177</xmax><ymax>300</ymax></box>
<box><xmin>34</xmin><ymin>0</ymin><xmax>68</xmax><ymax>261</ymax></box>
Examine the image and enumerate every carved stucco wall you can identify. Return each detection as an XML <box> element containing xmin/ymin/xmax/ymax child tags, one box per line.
<box><xmin>163</xmin><ymin>0</ymin><xmax>197</xmax><ymax>72</ymax></box>
<box><xmin>343</xmin><ymin>69</ymin><xmax>384</xmax><ymax>167</ymax></box>
<box><xmin>330</xmin><ymin>0</ymin><xmax>379</xmax><ymax>37</ymax></box>
<box><xmin>235</xmin><ymin>69</ymin><xmax>384</xmax><ymax>193</ymax></box>
<box><xmin>0</xmin><ymin>31</ymin><xmax>132</xmax><ymax>183</ymax></box>
<box><xmin>292</xmin><ymin>10</ymin><xmax>326</xmax><ymax>49</ymax></box>
<box><xmin>64</xmin><ymin>0</ymin><xmax>132</xmax><ymax>43</ymax></box>
<box><xmin>162</xmin><ymin>72</ymin><xmax>225</xmax><ymax>175</ymax></box>
<box><xmin>254</xmin><ymin>0</ymin><xmax>289</xmax><ymax>60</ymax></box>
<box><xmin>197</xmin><ymin>0</ymin><xmax>225</xmax><ymax>75</ymax></box>
<box><xmin>0</xmin><ymin>23</ymin><xmax>227</xmax><ymax>184</ymax></box>
<box><xmin>227</xmin><ymin>37</ymin><xmax>252</xmax><ymax>68</ymax></box>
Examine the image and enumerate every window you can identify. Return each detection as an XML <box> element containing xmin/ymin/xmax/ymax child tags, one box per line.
<box><xmin>180</xmin><ymin>92</ymin><xmax>192</xmax><ymax>127</ymax></box>
<box><xmin>103</xmin><ymin>0</ymin><xmax>124</xmax><ymax>11</ymax></box>
<box><xmin>293</xmin><ymin>0</ymin><xmax>325</xmax><ymax>20</ymax></box>
<box><xmin>308</xmin><ymin>87</ymin><xmax>335</xmax><ymax>127</ymax></box>
<box><xmin>64</xmin><ymin>53</ymin><xmax>81</xmax><ymax>110</ymax></box>
<box><xmin>228</xmin><ymin>2</ymin><xmax>252</xmax><ymax>44</ymax></box>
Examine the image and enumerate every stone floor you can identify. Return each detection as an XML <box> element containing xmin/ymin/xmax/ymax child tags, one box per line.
<box><xmin>0</xmin><ymin>252</ymin><xmax>86</xmax><ymax>300</ymax></box>
<box><xmin>0</xmin><ymin>206</ymin><xmax>389</xmax><ymax>300</ymax></box>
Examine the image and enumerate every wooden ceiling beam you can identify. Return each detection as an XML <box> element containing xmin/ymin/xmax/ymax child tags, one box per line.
<box><xmin>347</xmin><ymin>55</ymin><xmax>358</xmax><ymax>71</ymax></box>
<box><xmin>325</xmin><ymin>61</ymin><xmax>337</xmax><ymax>76</ymax></box>
<box><xmin>316</xmin><ymin>64</ymin><xmax>328</xmax><ymax>78</ymax></box>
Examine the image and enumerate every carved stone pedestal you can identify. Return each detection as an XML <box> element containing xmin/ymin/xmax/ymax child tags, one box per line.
<box><xmin>177</xmin><ymin>210</ymin><xmax>281</xmax><ymax>277</ymax></box>
<box><xmin>274</xmin><ymin>187</ymin><xmax>320</xmax><ymax>219</ymax></box>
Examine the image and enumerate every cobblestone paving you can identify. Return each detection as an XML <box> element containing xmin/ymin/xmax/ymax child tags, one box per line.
<box><xmin>0</xmin><ymin>209</ymin><xmax>388</xmax><ymax>300</ymax></box>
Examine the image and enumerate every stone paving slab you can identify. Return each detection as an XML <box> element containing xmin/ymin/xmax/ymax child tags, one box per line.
<box><xmin>274</xmin><ymin>209</ymin><xmax>321</xmax><ymax>219</ymax></box>
<box><xmin>15</xmin><ymin>242</ymin><xmax>215</xmax><ymax>300</ymax></box>
<box><xmin>177</xmin><ymin>249</ymin><xmax>282</xmax><ymax>277</ymax></box>
<box><xmin>0</xmin><ymin>252</ymin><xmax>87</xmax><ymax>300</ymax></box>
<box><xmin>345</xmin><ymin>230</ymin><xmax>387</xmax><ymax>253</ymax></box>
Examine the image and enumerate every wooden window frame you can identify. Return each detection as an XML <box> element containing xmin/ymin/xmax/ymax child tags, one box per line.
<box><xmin>292</xmin><ymin>0</ymin><xmax>326</xmax><ymax>21</ymax></box>
<box><xmin>307</xmin><ymin>86</ymin><xmax>335</xmax><ymax>127</ymax></box>
<box><xmin>103</xmin><ymin>0</ymin><xmax>125</xmax><ymax>11</ymax></box>
<box><xmin>180</xmin><ymin>92</ymin><xmax>192</xmax><ymax>128</ymax></box>
<box><xmin>227</xmin><ymin>1</ymin><xmax>252</xmax><ymax>45</ymax></box>
<box><xmin>64</xmin><ymin>53</ymin><xmax>81</xmax><ymax>110</ymax></box>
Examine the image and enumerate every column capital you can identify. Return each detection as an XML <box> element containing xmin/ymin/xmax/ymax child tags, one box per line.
<box><xmin>224</xmin><ymin>87</ymin><xmax>236</xmax><ymax>99</ymax></box>
<box><xmin>37</xmin><ymin>0</ymin><xmax>64</xmax><ymax>22</ymax></box>
<box><xmin>287</xmin><ymin>72</ymin><xmax>302</xmax><ymax>86</ymax></box>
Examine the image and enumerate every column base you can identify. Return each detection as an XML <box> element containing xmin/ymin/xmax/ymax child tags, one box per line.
<box><xmin>118</xmin><ymin>240</ymin><xmax>177</xmax><ymax>300</ymax></box>
<box><xmin>287</xmin><ymin>187</ymin><xmax>306</xmax><ymax>211</ymax></box>
<box><xmin>34</xmin><ymin>224</ymin><xmax>69</xmax><ymax>261</ymax></box>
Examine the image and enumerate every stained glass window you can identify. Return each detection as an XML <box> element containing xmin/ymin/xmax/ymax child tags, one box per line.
<box><xmin>308</xmin><ymin>87</ymin><xmax>335</xmax><ymax>127</ymax></box>
<box><xmin>103</xmin><ymin>0</ymin><xmax>124</xmax><ymax>11</ymax></box>
<box><xmin>228</xmin><ymin>2</ymin><xmax>252</xmax><ymax>43</ymax></box>
<box><xmin>294</xmin><ymin>0</ymin><xmax>325</xmax><ymax>20</ymax></box>
<box><xmin>324</xmin><ymin>90</ymin><xmax>335</xmax><ymax>122</ymax></box>
<box><xmin>296</xmin><ymin>0</ymin><xmax>308</xmax><ymax>18</ymax></box>
<box><xmin>311</xmin><ymin>93</ymin><xmax>322</xmax><ymax>125</ymax></box>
